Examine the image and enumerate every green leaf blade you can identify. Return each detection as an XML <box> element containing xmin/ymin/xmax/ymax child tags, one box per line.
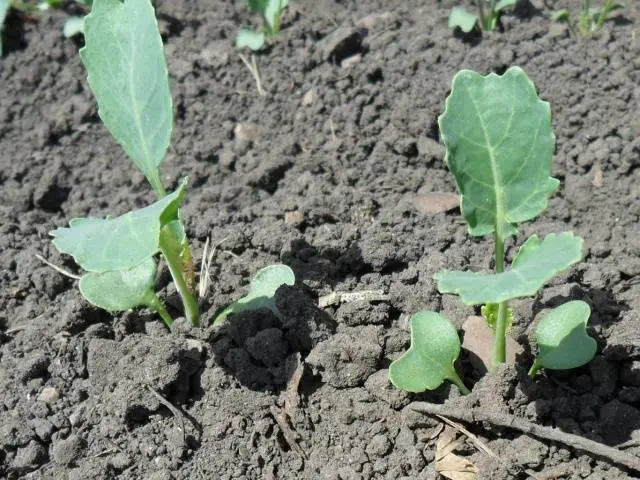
<box><xmin>213</xmin><ymin>265</ymin><xmax>295</xmax><ymax>324</ymax></box>
<box><xmin>51</xmin><ymin>180</ymin><xmax>187</xmax><ymax>272</ymax></box>
<box><xmin>264</xmin><ymin>0</ymin><xmax>287</xmax><ymax>32</ymax></box>
<box><xmin>438</xmin><ymin>67</ymin><xmax>558</xmax><ymax>241</ymax></box>
<box><xmin>435</xmin><ymin>232</ymin><xmax>583</xmax><ymax>305</ymax></box>
<box><xmin>494</xmin><ymin>0</ymin><xmax>517</xmax><ymax>12</ymax></box>
<box><xmin>79</xmin><ymin>258</ymin><xmax>157</xmax><ymax>311</ymax></box>
<box><xmin>448</xmin><ymin>7</ymin><xmax>478</xmax><ymax>32</ymax></box>
<box><xmin>389</xmin><ymin>312</ymin><xmax>465</xmax><ymax>393</ymax></box>
<box><xmin>80</xmin><ymin>0</ymin><xmax>172</xmax><ymax>193</ymax></box>
<box><xmin>532</xmin><ymin>300</ymin><xmax>596</xmax><ymax>374</ymax></box>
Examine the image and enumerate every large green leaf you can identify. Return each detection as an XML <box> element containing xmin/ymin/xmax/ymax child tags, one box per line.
<box><xmin>529</xmin><ymin>300</ymin><xmax>597</xmax><ymax>376</ymax></box>
<box><xmin>79</xmin><ymin>258</ymin><xmax>157</xmax><ymax>311</ymax></box>
<box><xmin>0</xmin><ymin>0</ymin><xmax>9</xmax><ymax>56</ymax></box>
<box><xmin>213</xmin><ymin>264</ymin><xmax>295</xmax><ymax>325</ymax></box>
<box><xmin>51</xmin><ymin>180</ymin><xmax>187</xmax><ymax>272</ymax></box>
<box><xmin>438</xmin><ymin>67</ymin><xmax>558</xmax><ymax>241</ymax></box>
<box><xmin>389</xmin><ymin>311</ymin><xmax>468</xmax><ymax>394</ymax></box>
<box><xmin>80</xmin><ymin>0</ymin><xmax>172</xmax><ymax>194</ymax></box>
<box><xmin>435</xmin><ymin>232</ymin><xmax>583</xmax><ymax>305</ymax></box>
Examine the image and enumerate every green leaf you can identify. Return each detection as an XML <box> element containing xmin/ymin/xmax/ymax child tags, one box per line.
<box><xmin>247</xmin><ymin>0</ymin><xmax>268</xmax><ymax>12</ymax></box>
<box><xmin>0</xmin><ymin>0</ymin><xmax>9</xmax><ymax>56</ymax></box>
<box><xmin>51</xmin><ymin>179</ymin><xmax>187</xmax><ymax>272</ymax></box>
<box><xmin>550</xmin><ymin>9</ymin><xmax>571</xmax><ymax>21</ymax></box>
<box><xmin>79</xmin><ymin>258</ymin><xmax>157</xmax><ymax>311</ymax></box>
<box><xmin>235</xmin><ymin>28</ymin><xmax>266</xmax><ymax>50</ymax></box>
<box><xmin>494</xmin><ymin>0</ymin><xmax>517</xmax><ymax>12</ymax></box>
<box><xmin>80</xmin><ymin>0</ymin><xmax>172</xmax><ymax>194</ymax></box>
<box><xmin>213</xmin><ymin>264</ymin><xmax>295</xmax><ymax>325</ymax></box>
<box><xmin>389</xmin><ymin>312</ymin><xmax>468</xmax><ymax>394</ymax></box>
<box><xmin>435</xmin><ymin>232</ymin><xmax>583</xmax><ymax>305</ymax></box>
<box><xmin>529</xmin><ymin>300</ymin><xmax>597</xmax><ymax>377</ymax></box>
<box><xmin>264</xmin><ymin>0</ymin><xmax>287</xmax><ymax>32</ymax></box>
<box><xmin>448</xmin><ymin>7</ymin><xmax>478</xmax><ymax>33</ymax></box>
<box><xmin>63</xmin><ymin>16</ymin><xmax>84</xmax><ymax>38</ymax></box>
<box><xmin>481</xmin><ymin>303</ymin><xmax>513</xmax><ymax>331</ymax></box>
<box><xmin>438</xmin><ymin>67</ymin><xmax>559</xmax><ymax>241</ymax></box>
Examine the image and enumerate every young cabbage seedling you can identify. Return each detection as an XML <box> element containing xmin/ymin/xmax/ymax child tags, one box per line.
<box><xmin>50</xmin><ymin>0</ymin><xmax>199</xmax><ymax>328</ymax></box>
<box><xmin>449</xmin><ymin>0</ymin><xmax>517</xmax><ymax>33</ymax></box>
<box><xmin>551</xmin><ymin>0</ymin><xmax>624</xmax><ymax>38</ymax></box>
<box><xmin>436</xmin><ymin>66</ymin><xmax>594</xmax><ymax>371</ymax></box>
<box><xmin>236</xmin><ymin>0</ymin><xmax>288</xmax><ymax>50</ymax></box>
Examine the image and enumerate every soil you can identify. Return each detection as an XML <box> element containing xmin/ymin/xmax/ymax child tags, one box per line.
<box><xmin>1</xmin><ymin>0</ymin><xmax>640</xmax><ymax>478</ymax></box>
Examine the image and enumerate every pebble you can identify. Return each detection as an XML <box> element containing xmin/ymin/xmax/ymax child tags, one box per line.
<box><xmin>38</xmin><ymin>387</ymin><xmax>60</xmax><ymax>404</ymax></box>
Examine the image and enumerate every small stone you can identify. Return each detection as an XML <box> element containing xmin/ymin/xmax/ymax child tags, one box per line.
<box><xmin>301</xmin><ymin>89</ymin><xmax>316</xmax><ymax>106</ymax></box>
<box><xmin>234</xmin><ymin>123</ymin><xmax>259</xmax><ymax>142</ymax></box>
<box><xmin>30</xmin><ymin>418</ymin><xmax>54</xmax><ymax>441</ymax></box>
<box><xmin>341</xmin><ymin>54</ymin><xmax>362</xmax><ymax>69</ymax></box>
<box><xmin>412</xmin><ymin>192</ymin><xmax>459</xmax><ymax>215</ymax></box>
<box><xmin>284</xmin><ymin>210</ymin><xmax>305</xmax><ymax>225</ymax></box>
<box><xmin>37</xmin><ymin>387</ymin><xmax>60</xmax><ymax>404</ymax></box>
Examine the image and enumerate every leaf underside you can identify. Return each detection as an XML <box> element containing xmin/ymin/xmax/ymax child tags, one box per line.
<box><xmin>535</xmin><ymin>300</ymin><xmax>597</xmax><ymax>370</ymax></box>
<box><xmin>79</xmin><ymin>258</ymin><xmax>157</xmax><ymax>311</ymax></box>
<box><xmin>51</xmin><ymin>180</ymin><xmax>187</xmax><ymax>272</ymax></box>
<box><xmin>435</xmin><ymin>232</ymin><xmax>583</xmax><ymax>305</ymax></box>
<box><xmin>438</xmin><ymin>67</ymin><xmax>558</xmax><ymax>241</ymax></box>
<box><xmin>80</xmin><ymin>0</ymin><xmax>172</xmax><ymax>191</ymax></box>
<box><xmin>236</xmin><ymin>28</ymin><xmax>266</xmax><ymax>50</ymax></box>
<box><xmin>213</xmin><ymin>264</ymin><xmax>296</xmax><ymax>324</ymax></box>
<box><xmin>389</xmin><ymin>311</ymin><xmax>461</xmax><ymax>393</ymax></box>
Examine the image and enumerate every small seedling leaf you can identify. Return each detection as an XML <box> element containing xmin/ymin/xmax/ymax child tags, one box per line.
<box><xmin>480</xmin><ymin>303</ymin><xmax>513</xmax><ymax>331</ymax></box>
<box><xmin>264</xmin><ymin>0</ymin><xmax>288</xmax><ymax>32</ymax></box>
<box><xmin>389</xmin><ymin>312</ymin><xmax>468</xmax><ymax>394</ymax></box>
<box><xmin>51</xmin><ymin>179</ymin><xmax>187</xmax><ymax>272</ymax></box>
<box><xmin>438</xmin><ymin>67</ymin><xmax>558</xmax><ymax>241</ymax></box>
<box><xmin>529</xmin><ymin>300</ymin><xmax>596</xmax><ymax>376</ymax></box>
<box><xmin>236</xmin><ymin>28</ymin><xmax>266</xmax><ymax>50</ymax></box>
<box><xmin>494</xmin><ymin>0</ymin><xmax>517</xmax><ymax>12</ymax></box>
<box><xmin>435</xmin><ymin>232</ymin><xmax>583</xmax><ymax>305</ymax></box>
<box><xmin>448</xmin><ymin>7</ymin><xmax>478</xmax><ymax>33</ymax></box>
<box><xmin>213</xmin><ymin>264</ymin><xmax>295</xmax><ymax>324</ymax></box>
<box><xmin>79</xmin><ymin>258</ymin><xmax>157</xmax><ymax>311</ymax></box>
<box><xmin>80</xmin><ymin>0</ymin><xmax>172</xmax><ymax>194</ymax></box>
<box><xmin>247</xmin><ymin>0</ymin><xmax>268</xmax><ymax>12</ymax></box>
<box><xmin>550</xmin><ymin>9</ymin><xmax>570</xmax><ymax>21</ymax></box>
<box><xmin>63</xmin><ymin>16</ymin><xmax>85</xmax><ymax>38</ymax></box>
<box><xmin>0</xmin><ymin>0</ymin><xmax>9</xmax><ymax>56</ymax></box>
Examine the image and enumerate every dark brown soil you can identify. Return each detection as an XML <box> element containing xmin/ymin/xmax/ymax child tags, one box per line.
<box><xmin>1</xmin><ymin>0</ymin><xmax>640</xmax><ymax>478</ymax></box>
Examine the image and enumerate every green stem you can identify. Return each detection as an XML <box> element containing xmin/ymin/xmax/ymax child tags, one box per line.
<box><xmin>528</xmin><ymin>358</ymin><xmax>543</xmax><ymax>378</ymax></box>
<box><xmin>595</xmin><ymin>0</ymin><xmax>613</xmax><ymax>30</ymax></box>
<box><xmin>450</xmin><ymin>373</ymin><xmax>472</xmax><ymax>395</ymax></box>
<box><xmin>476</xmin><ymin>0</ymin><xmax>487</xmax><ymax>30</ymax></box>
<box><xmin>159</xmin><ymin>230</ymin><xmax>200</xmax><ymax>327</ymax></box>
<box><xmin>491</xmin><ymin>231</ymin><xmax>509</xmax><ymax>369</ymax></box>
<box><xmin>145</xmin><ymin>293</ymin><xmax>174</xmax><ymax>329</ymax></box>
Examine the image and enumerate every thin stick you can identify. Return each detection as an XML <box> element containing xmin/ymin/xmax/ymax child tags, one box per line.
<box><xmin>238</xmin><ymin>53</ymin><xmax>266</xmax><ymax>96</ymax></box>
<box><xmin>198</xmin><ymin>235</ymin><xmax>229</xmax><ymax>299</ymax></box>
<box><xmin>409</xmin><ymin>402</ymin><xmax>640</xmax><ymax>473</ymax></box>
<box><xmin>435</xmin><ymin>414</ymin><xmax>497</xmax><ymax>458</ymax></box>
<box><xmin>146</xmin><ymin>385</ymin><xmax>186</xmax><ymax>447</ymax></box>
<box><xmin>36</xmin><ymin>254</ymin><xmax>81</xmax><ymax>280</ymax></box>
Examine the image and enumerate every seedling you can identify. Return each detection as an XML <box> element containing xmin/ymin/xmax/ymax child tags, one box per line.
<box><xmin>50</xmin><ymin>0</ymin><xmax>292</xmax><ymax>329</ymax></box>
<box><xmin>550</xmin><ymin>0</ymin><xmax>624</xmax><ymax>38</ymax></box>
<box><xmin>389</xmin><ymin>67</ymin><xmax>596</xmax><ymax>394</ymax></box>
<box><xmin>236</xmin><ymin>0</ymin><xmax>288</xmax><ymax>51</ymax></box>
<box><xmin>448</xmin><ymin>0</ymin><xmax>517</xmax><ymax>33</ymax></box>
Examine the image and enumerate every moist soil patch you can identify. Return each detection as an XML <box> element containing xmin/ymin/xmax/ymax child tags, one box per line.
<box><xmin>1</xmin><ymin>0</ymin><xmax>640</xmax><ymax>478</ymax></box>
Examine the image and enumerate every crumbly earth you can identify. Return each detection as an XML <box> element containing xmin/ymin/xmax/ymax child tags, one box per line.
<box><xmin>1</xmin><ymin>0</ymin><xmax>639</xmax><ymax>478</ymax></box>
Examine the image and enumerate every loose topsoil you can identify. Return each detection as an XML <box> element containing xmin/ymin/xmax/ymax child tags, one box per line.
<box><xmin>1</xmin><ymin>0</ymin><xmax>640</xmax><ymax>479</ymax></box>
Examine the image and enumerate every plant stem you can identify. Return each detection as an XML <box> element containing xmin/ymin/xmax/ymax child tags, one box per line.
<box><xmin>145</xmin><ymin>294</ymin><xmax>174</xmax><ymax>329</ymax></box>
<box><xmin>476</xmin><ymin>0</ymin><xmax>487</xmax><ymax>31</ymax></box>
<box><xmin>491</xmin><ymin>231</ymin><xmax>509</xmax><ymax>369</ymax></box>
<box><xmin>528</xmin><ymin>358</ymin><xmax>543</xmax><ymax>378</ymax></box>
<box><xmin>159</xmin><ymin>230</ymin><xmax>200</xmax><ymax>327</ymax></box>
<box><xmin>450</xmin><ymin>373</ymin><xmax>472</xmax><ymax>395</ymax></box>
<box><xmin>596</xmin><ymin>0</ymin><xmax>613</xmax><ymax>30</ymax></box>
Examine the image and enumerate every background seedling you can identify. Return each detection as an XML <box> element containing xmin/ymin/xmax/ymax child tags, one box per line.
<box><xmin>529</xmin><ymin>301</ymin><xmax>597</xmax><ymax>377</ymax></box>
<box><xmin>449</xmin><ymin>0</ymin><xmax>517</xmax><ymax>33</ymax></box>
<box><xmin>236</xmin><ymin>0</ymin><xmax>288</xmax><ymax>50</ymax></box>
<box><xmin>550</xmin><ymin>0</ymin><xmax>625</xmax><ymax>37</ymax></box>
<box><xmin>389</xmin><ymin>312</ymin><xmax>470</xmax><ymax>395</ymax></box>
<box><xmin>214</xmin><ymin>265</ymin><xmax>295</xmax><ymax>325</ymax></box>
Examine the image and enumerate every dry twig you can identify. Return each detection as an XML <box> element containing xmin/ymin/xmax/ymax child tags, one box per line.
<box><xmin>238</xmin><ymin>53</ymin><xmax>266</xmax><ymax>96</ymax></box>
<box><xmin>410</xmin><ymin>402</ymin><xmax>640</xmax><ymax>474</ymax></box>
<box><xmin>36</xmin><ymin>254</ymin><xmax>81</xmax><ymax>280</ymax></box>
<box><xmin>318</xmin><ymin>289</ymin><xmax>389</xmax><ymax>308</ymax></box>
